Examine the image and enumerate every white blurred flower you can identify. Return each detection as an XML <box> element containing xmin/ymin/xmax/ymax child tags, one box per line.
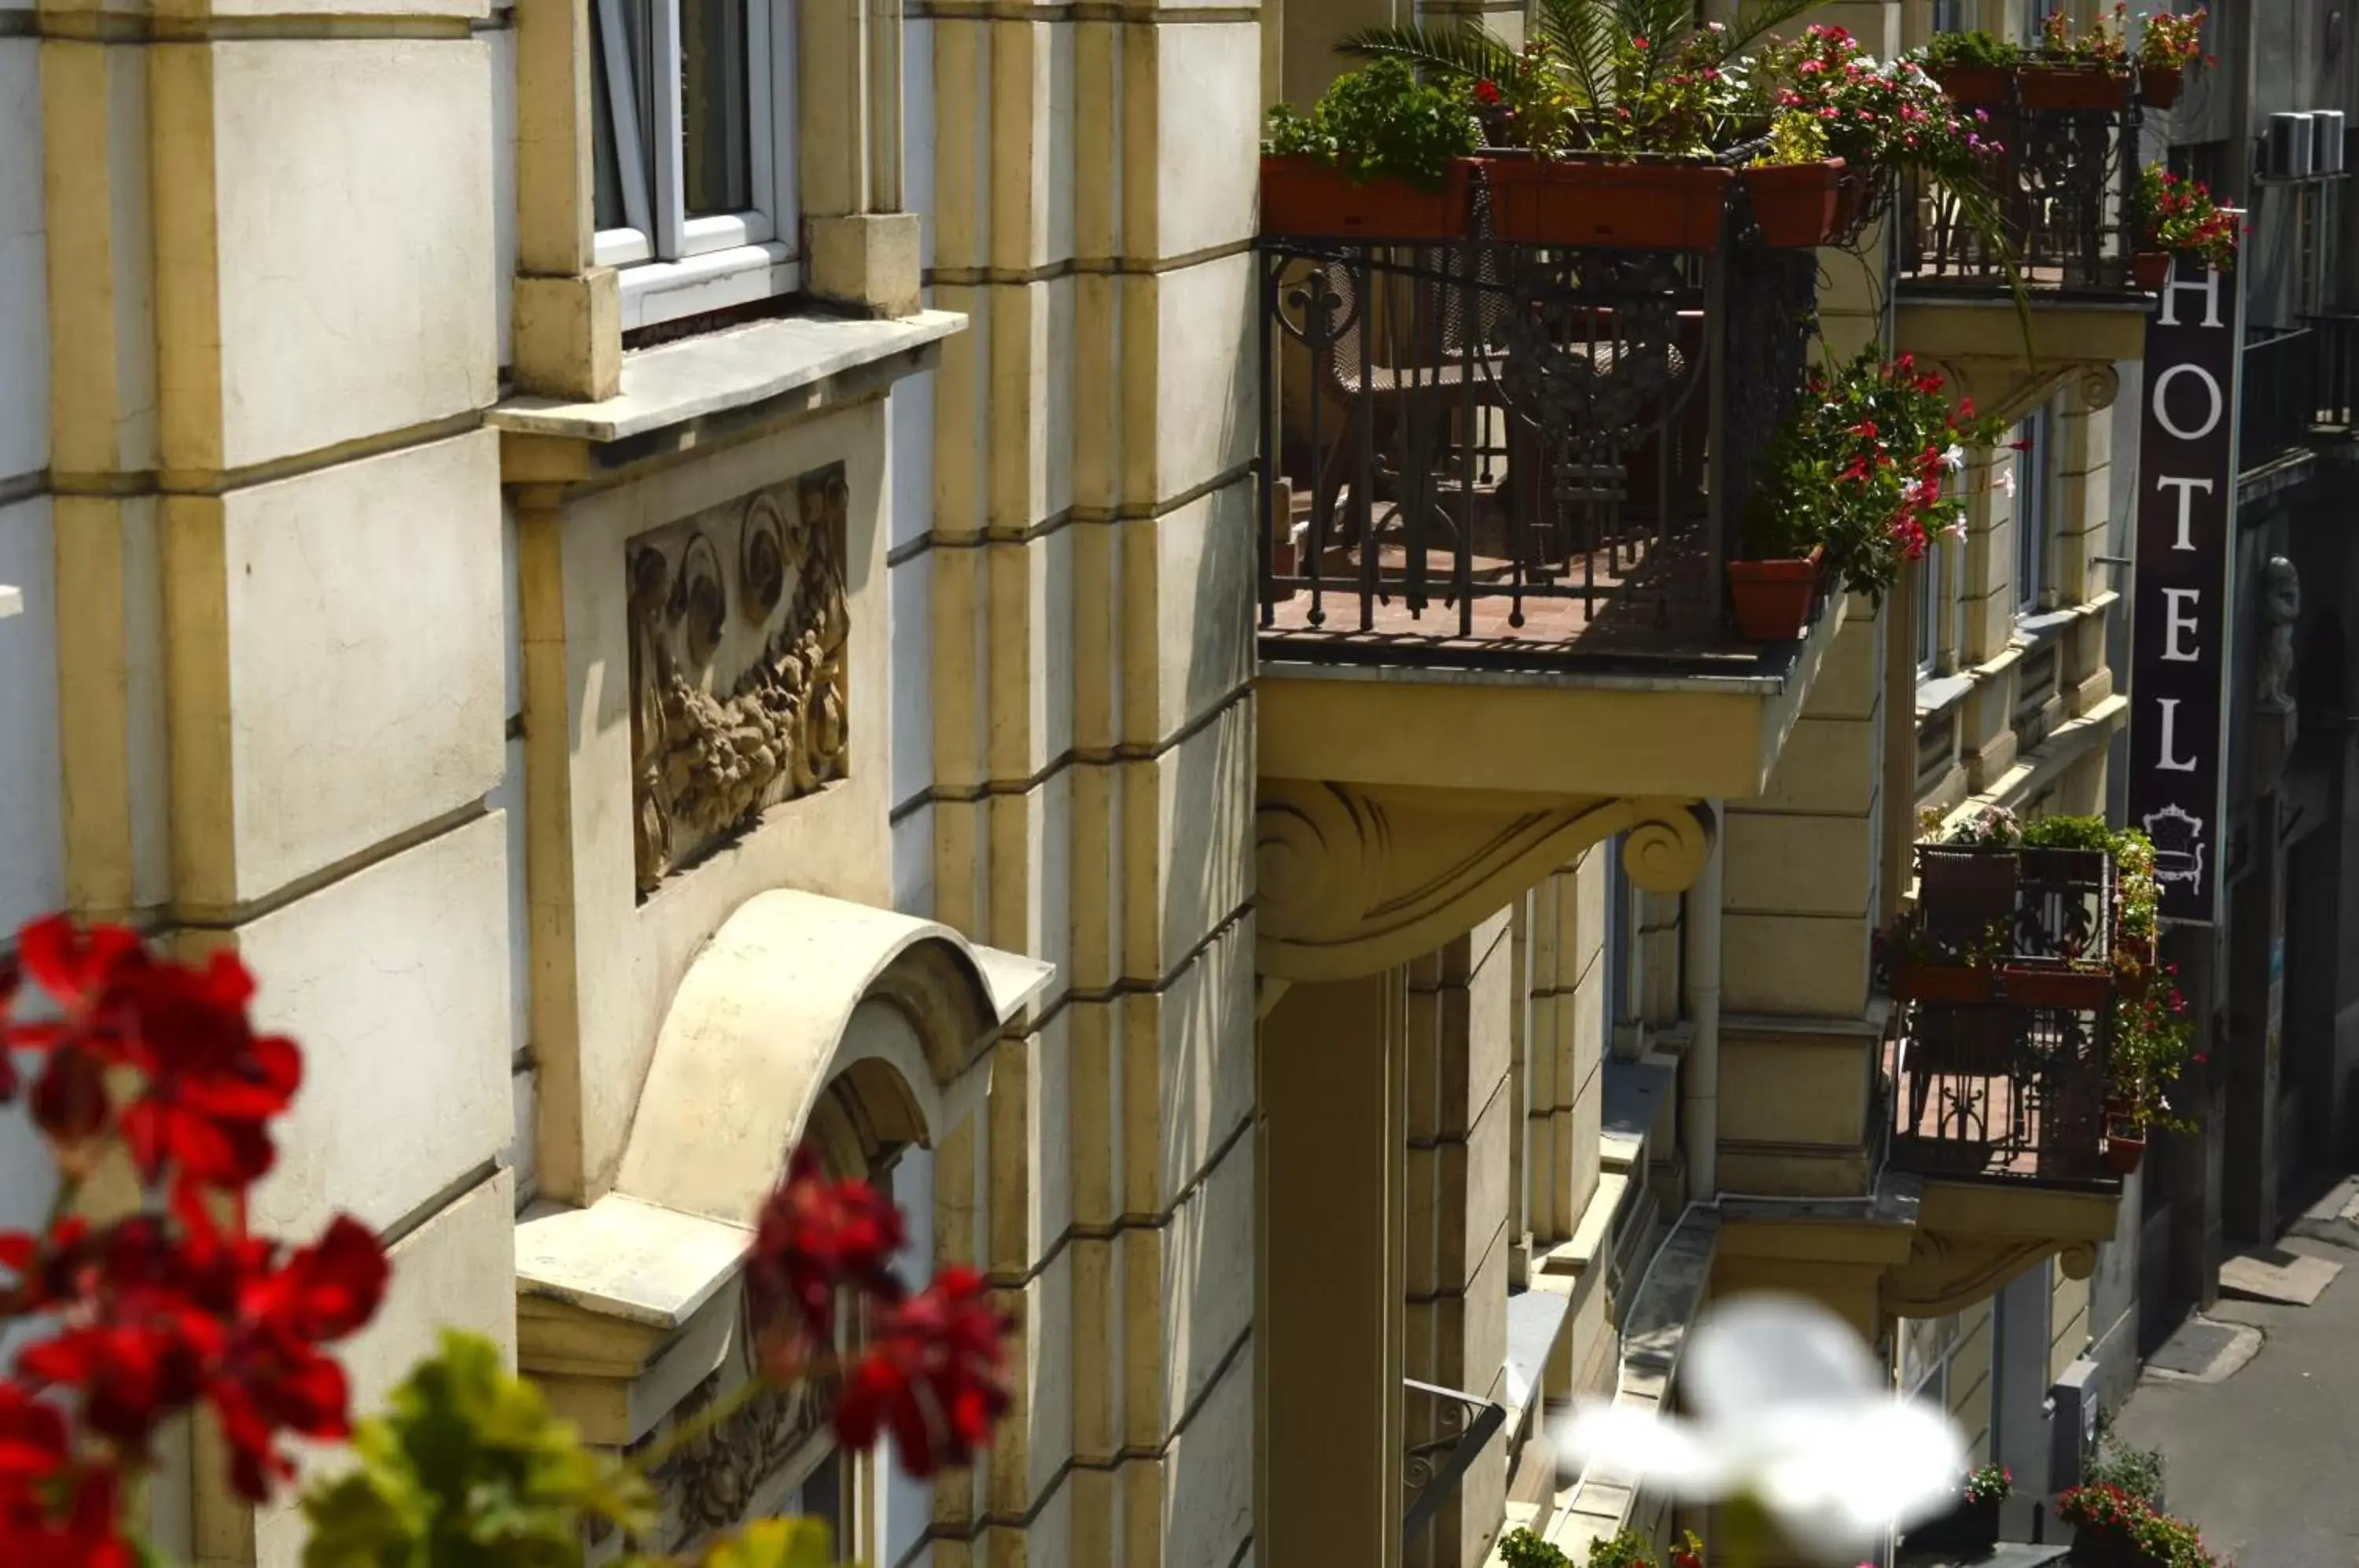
<box><xmin>1997</xmin><ymin>465</ymin><xmax>2017</xmax><ymax>498</ymax></box>
<box><xmin>1940</xmin><ymin>444</ymin><xmax>1966</xmax><ymax>472</ymax></box>
<box><xmin>1551</xmin><ymin>1294</ymin><xmax>1965</xmax><ymax>1563</ymax></box>
<box><xmin>1944</xmin><ymin>519</ymin><xmax>1967</xmax><ymax>542</ymax></box>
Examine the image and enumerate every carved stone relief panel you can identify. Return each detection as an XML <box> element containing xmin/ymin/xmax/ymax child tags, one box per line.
<box><xmin>628</xmin><ymin>465</ymin><xmax>852</xmax><ymax>898</ymax></box>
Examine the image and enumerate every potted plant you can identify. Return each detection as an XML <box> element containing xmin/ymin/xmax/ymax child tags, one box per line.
<box><xmin>1339</xmin><ymin>0</ymin><xmax>1829</xmax><ymax>249</ymax></box>
<box><xmin>1749</xmin><ymin>26</ymin><xmax>2008</xmax><ymax>244</ymax></box>
<box><xmin>1501</xmin><ymin>1527</ymin><xmax>1574</xmax><ymax>1567</ymax></box>
<box><xmin>2109</xmin><ymin>968</ymin><xmax>2199</xmax><ymax>1172</ymax></box>
<box><xmin>2129</xmin><ymin>1508</ymin><xmax>2223</xmax><ymax>1567</ymax></box>
<box><xmin>2111</xmin><ymin>829</ymin><xmax>2160</xmax><ymax>992</ymax></box>
<box><xmin>1261</xmin><ymin>61</ymin><xmax>1483</xmax><ymax>240</ymax></box>
<box><xmin>1739</xmin><ymin>109</ymin><xmax>1846</xmax><ymax>248</ymax></box>
<box><xmin>1733</xmin><ymin>345</ymin><xmax>2003</xmax><ymax>638</ymax></box>
<box><xmin>1920</xmin><ymin>28</ymin><xmax>2022</xmax><ymax>106</ymax></box>
<box><xmin>1915</xmin><ymin>1463</ymin><xmax>2012</xmax><ymax>1552</ymax></box>
<box><xmin>2021</xmin><ymin>6</ymin><xmax>2133</xmax><ymax>111</ymax></box>
<box><xmin>2136</xmin><ymin>7</ymin><xmax>2208</xmax><ymax>109</ymax></box>
<box><xmin>2131</xmin><ymin>163</ymin><xmax>2242</xmax><ymax>288</ymax></box>
<box><xmin>2061</xmin><ymin>1482</ymin><xmax>2151</xmax><ymax>1566</ymax></box>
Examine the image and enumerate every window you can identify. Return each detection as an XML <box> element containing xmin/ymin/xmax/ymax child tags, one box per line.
<box><xmin>1606</xmin><ymin>838</ymin><xmax>1632</xmax><ymax>1025</ymax></box>
<box><xmin>591</xmin><ymin>0</ymin><xmax>799</xmax><ymax>330</ymax></box>
<box><xmin>2014</xmin><ymin>409</ymin><xmax>2053</xmax><ymax>613</ymax></box>
<box><xmin>1916</xmin><ymin>539</ymin><xmax>1941</xmax><ymax>675</ymax></box>
<box><xmin>1930</xmin><ymin>0</ymin><xmax>1963</xmax><ymax>33</ymax></box>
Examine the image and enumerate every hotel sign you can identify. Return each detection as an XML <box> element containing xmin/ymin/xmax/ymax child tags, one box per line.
<box><xmin>2127</xmin><ymin>259</ymin><xmax>2243</xmax><ymax>927</ymax></box>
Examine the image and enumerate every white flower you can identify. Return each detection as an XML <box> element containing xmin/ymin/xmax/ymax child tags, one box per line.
<box><xmin>1551</xmin><ymin>1294</ymin><xmax>1966</xmax><ymax>1562</ymax></box>
<box><xmin>1997</xmin><ymin>465</ymin><xmax>2017</xmax><ymax>498</ymax></box>
<box><xmin>1940</xmin><ymin>444</ymin><xmax>1966</xmax><ymax>472</ymax></box>
<box><xmin>1944</xmin><ymin>519</ymin><xmax>1967</xmax><ymax>542</ymax></box>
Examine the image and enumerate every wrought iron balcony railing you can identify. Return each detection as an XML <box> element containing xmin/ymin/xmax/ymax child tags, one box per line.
<box><xmin>2240</xmin><ymin>324</ymin><xmax>2319</xmax><ymax>473</ymax></box>
<box><xmin>1880</xmin><ymin>845</ymin><xmax>2120</xmax><ymax>1188</ymax></box>
<box><xmin>1257</xmin><ymin>186</ymin><xmax>1823</xmax><ymax>672</ymax></box>
<box><xmin>1900</xmin><ymin>87</ymin><xmax>2143</xmax><ymax>296</ymax></box>
<box><xmin>1403</xmin><ymin>1377</ymin><xmax>1507</xmax><ymax>1545</ymax></box>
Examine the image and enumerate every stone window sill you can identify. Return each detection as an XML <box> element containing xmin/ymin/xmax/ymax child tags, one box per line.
<box><xmin>488</xmin><ymin>307</ymin><xmax>966</xmax><ymax>453</ymax></box>
<box><xmin>1917</xmin><ymin>588</ymin><xmax>2117</xmax><ymax>721</ymax></box>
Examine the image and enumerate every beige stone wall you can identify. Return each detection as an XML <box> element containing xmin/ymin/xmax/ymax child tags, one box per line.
<box><xmin>24</xmin><ymin>11</ymin><xmax>520</xmax><ymax>1563</ymax></box>
<box><xmin>910</xmin><ymin>2</ymin><xmax>1259</xmax><ymax>1563</ymax></box>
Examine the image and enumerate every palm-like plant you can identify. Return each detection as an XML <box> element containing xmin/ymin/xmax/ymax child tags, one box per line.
<box><xmin>1340</xmin><ymin>0</ymin><xmax>1826</xmax><ymax>156</ymax></box>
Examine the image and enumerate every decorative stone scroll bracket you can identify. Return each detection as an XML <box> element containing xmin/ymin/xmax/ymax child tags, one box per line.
<box><xmin>1881</xmin><ymin>1231</ymin><xmax>2100</xmax><ymax>1319</ymax></box>
<box><xmin>1255</xmin><ymin>781</ymin><xmax>1715</xmax><ymax>984</ymax></box>
<box><xmin>1928</xmin><ymin>354</ymin><xmax>2122</xmax><ymax>431</ymax></box>
<box><xmin>1879</xmin><ymin>1177</ymin><xmax>2118</xmax><ymax>1319</ymax></box>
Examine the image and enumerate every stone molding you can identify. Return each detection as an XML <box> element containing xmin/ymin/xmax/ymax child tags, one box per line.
<box><xmin>1254</xmin><ymin>782</ymin><xmax>1713</xmax><ymax>983</ymax></box>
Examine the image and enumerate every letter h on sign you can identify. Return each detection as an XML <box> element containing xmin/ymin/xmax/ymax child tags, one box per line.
<box><xmin>2128</xmin><ymin>257</ymin><xmax>2242</xmax><ymax>926</ymax></box>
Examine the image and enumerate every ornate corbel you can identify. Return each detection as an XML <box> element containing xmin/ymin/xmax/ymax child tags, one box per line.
<box><xmin>1255</xmin><ymin>782</ymin><xmax>1714</xmax><ymax>982</ymax></box>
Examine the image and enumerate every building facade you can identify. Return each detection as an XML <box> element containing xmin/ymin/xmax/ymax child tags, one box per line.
<box><xmin>0</xmin><ymin>2</ymin><xmax>2213</xmax><ymax>1567</ymax></box>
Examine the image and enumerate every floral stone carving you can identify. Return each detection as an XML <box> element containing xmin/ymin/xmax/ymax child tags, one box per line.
<box><xmin>629</xmin><ymin>466</ymin><xmax>852</xmax><ymax>897</ymax></box>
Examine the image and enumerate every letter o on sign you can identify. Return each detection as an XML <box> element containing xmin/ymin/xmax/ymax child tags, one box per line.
<box><xmin>2151</xmin><ymin>362</ymin><xmax>2225</xmax><ymax>442</ymax></box>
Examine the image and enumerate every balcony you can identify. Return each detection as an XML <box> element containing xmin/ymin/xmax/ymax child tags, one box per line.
<box><xmin>1253</xmin><ymin>184</ymin><xmax>1849</xmax><ymax>814</ymax></box>
<box><xmin>2238</xmin><ymin>315</ymin><xmax>2359</xmax><ymax>480</ymax></box>
<box><xmin>1869</xmin><ymin>842</ymin><xmax>2127</xmax><ymax>1317</ymax></box>
<box><xmin>1893</xmin><ymin>80</ymin><xmax>2153</xmax><ymax>419</ymax></box>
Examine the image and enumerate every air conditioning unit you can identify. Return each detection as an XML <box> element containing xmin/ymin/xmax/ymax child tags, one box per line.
<box><xmin>2316</xmin><ymin>110</ymin><xmax>2348</xmax><ymax>175</ymax></box>
<box><xmin>2270</xmin><ymin>112</ymin><xmax>2319</xmax><ymax>179</ymax></box>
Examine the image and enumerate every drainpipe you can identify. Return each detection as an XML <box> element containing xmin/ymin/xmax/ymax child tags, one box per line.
<box><xmin>1683</xmin><ymin>802</ymin><xmax>1724</xmax><ymax>1202</ymax></box>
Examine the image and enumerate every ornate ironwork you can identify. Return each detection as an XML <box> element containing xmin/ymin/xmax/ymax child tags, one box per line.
<box><xmin>1255</xmin><ymin>171</ymin><xmax>1821</xmax><ymax>669</ymax></box>
<box><xmin>1885</xmin><ymin>844</ymin><xmax>2118</xmax><ymax>1186</ymax></box>
<box><xmin>1402</xmin><ymin>1377</ymin><xmax>1507</xmax><ymax>1544</ymax></box>
<box><xmin>1901</xmin><ymin>88</ymin><xmax>2141</xmax><ymax>293</ymax></box>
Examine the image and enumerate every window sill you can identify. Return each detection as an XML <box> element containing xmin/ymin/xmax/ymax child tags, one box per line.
<box><xmin>489</xmin><ymin>307</ymin><xmax>965</xmax><ymax>457</ymax></box>
<box><xmin>0</xmin><ymin>585</ymin><xmax>20</xmax><ymax>620</ymax></box>
<box><xmin>618</xmin><ymin>243</ymin><xmax>800</xmax><ymax>333</ymax></box>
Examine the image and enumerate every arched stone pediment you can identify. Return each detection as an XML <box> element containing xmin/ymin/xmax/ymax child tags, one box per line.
<box><xmin>614</xmin><ymin>889</ymin><xmax>1054</xmax><ymax>1227</ymax></box>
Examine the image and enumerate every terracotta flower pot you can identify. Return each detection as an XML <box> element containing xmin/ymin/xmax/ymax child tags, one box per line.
<box><xmin>1932</xmin><ymin>64</ymin><xmax>2014</xmax><ymax>106</ymax></box>
<box><xmin>1259</xmin><ymin>156</ymin><xmax>1477</xmax><ymax>242</ymax></box>
<box><xmin>1726</xmin><ymin>546</ymin><xmax>1822</xmax><ymax>641</ymax></box>
<box><xmin>2016</xmin><ymin>63</ymin><xmax>2133</xmax><ymax>111</ymax></box>
<box><xmin>1480</xmin><ymin>154</ymin><xmax>1733</xmax><ymax>249</ymax></box>
<box><xmin>2104</xmin><ymin>1124</ymin><xmax>2148</xmax><ymax>1176</ymax></box>
<box><xmin>2133</xmin><ymin>250</ymin><xmax>2172</xmax><ymax>290</ymax></box>
<box><xmin>1739</xmin><ymin>158</ymin><xmax>1846</xmax><ymax>248</ymax></box>
<box><xmin>2140</xmin><ymin>64</ymin><xmax>2185</xmax><ymax>109</ymax></box>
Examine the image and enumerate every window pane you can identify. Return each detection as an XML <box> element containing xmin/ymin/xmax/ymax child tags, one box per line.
<box><xmin>683</xmin><ymin>0</ymin><xmax>753</xmax><ymax>217</ymax></box>
<box><xmin>590</xmin><ymin>0</ymin><xmax>626</xmax><ymax>232</ymax></box>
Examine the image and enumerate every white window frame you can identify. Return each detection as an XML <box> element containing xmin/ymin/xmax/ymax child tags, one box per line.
<box><xmin>2014</xmin><ymin>410</ymin><xmax>2053</xmax><ymax>614</ymax></box>
<box><xmin>593</xmin><ymin>0</ymin><xmax>802</xmax><ymax>331</ymax></box>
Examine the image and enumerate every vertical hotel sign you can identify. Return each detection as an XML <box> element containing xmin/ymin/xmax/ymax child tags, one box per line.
<box><xmin>2128</xmin><ymin>257</ymin><xmax>2242</xmax><ymax>926</ymax></box>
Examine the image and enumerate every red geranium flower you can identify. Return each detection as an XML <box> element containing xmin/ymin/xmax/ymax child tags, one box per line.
<box><xmin>833</xmin><ymin>1267</ymin><xmax>1014</xmax><ymax>1478</ymax></box>
<box><xmin>748</xmin><ymin>1144</ymin><xmax>909</xmax><ymax>1356</ymax></box>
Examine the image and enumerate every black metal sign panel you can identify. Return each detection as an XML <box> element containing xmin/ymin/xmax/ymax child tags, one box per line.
<box><xmin>2127</xmin><ymin>259</ymin><xmax>2242</xmax><ymax>927</ymax></box>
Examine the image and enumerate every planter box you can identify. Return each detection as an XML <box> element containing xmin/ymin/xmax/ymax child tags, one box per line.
<box><xmin>1893</xmin><ymin>962</ymin><xmax>2000</xmax><ymax>1007</ymax></box>
<box><xmin>2000</xmin><ymin>963</ymin><xmax>2115</xmax><ymax>1010</ymax></box>
<box><xmin>2105</xmin><ymin>1125</ymin><xmax>2148</xmax><ymax>1175</ymax></box>
<box><xmin>2017</xmin><ymin>63</ymin><xmax>2133</xmax><ymax>111</ymax></box>
<box><xmin>2070</xmin><ymin>1524</ymin><xmax>2144</xmax><ymax>1567</ymax></box>
<box><xmin>1739</xmin><ymin>158</ymin><xmax>1845</xmax><ymax>248</ymax></box>
<box><xmin>1727</xmin><ymin>547</ymin><xmax>1821</xmax><ymax>641</ymax></box>
<box><xmin>1260</xmin><ymin>156</ymin><xmax>1476</xmax><ymax>241</ymax></box>
<box><xmin>1481</xmin><ymin>155</ymin><xmax>1733</xmax><ymax>248</ymax></box>
<box><xmin>1911</xmin><ymin>1497</ymin><xmax>2002</xmax><ymax>1555</ymax></box>
<box><xmin>1932</xmin><ymin>64</ymin><xmax>2014</xmax><ymax>106</ymax></box>
<box><xmin>2140</xmin><ymin>64</ymin><xmax>2185</xmax><ymax>109</ymax></box>
<box><xmin>2133</xmin><ymin>250</ymin><xmax>2171</xmax><ymax>290</ymax></box>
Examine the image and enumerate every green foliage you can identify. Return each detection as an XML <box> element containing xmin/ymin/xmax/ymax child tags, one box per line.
<box><xmin>1919</xmin><ymin>29</ymin><xmax>2021</xmax><ymax>70</ymax></box>
<box><xmin>300</xmin><ymin>1331</ymin><xmax>656</xmax><ymax>1568</ymax></box>
<box><xmin>1338</xmin><ymin>0</ymin><xmax>1822</xmax><ymax>158</ymax></box>
<box><xmin>1500</xmin><ymin>1526</ymin><xmax>1575</xmax><ymax>1568</ymax></box>
<box><xmin>694</xmin><ymin>1519</ymin><xmax>836</xmax><ymax>1568</ymax></box>
<box><xmin>1261</xmin><ymin>61</ymin><xmax>1480</xmax><ymax>190</ymax></box>
<box><xmin>1752</xmin><ymin>107</ymin><xmax>1829</xmax><ymax>167</ymax></box>
<box><xmin>2134</xmin><ymin>164</ymin><xmax>2241</xmax><ymax>271</ymax></box>
<box><xmin>1585</xmin><ymin>1528</ymin><xmax>1662</xmax><ymax>1568</ymax></box>
<box><xmin>2085</xmin><ymin>1428</ymin><xmax>2167</xmax><ymax>1507</ymax></box>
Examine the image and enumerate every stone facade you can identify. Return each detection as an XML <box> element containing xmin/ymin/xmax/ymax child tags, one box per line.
<box><xmin>0</xmin><ymin>2</ymin><xmax>2177</xmax><ymax>1568</ymax></box>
